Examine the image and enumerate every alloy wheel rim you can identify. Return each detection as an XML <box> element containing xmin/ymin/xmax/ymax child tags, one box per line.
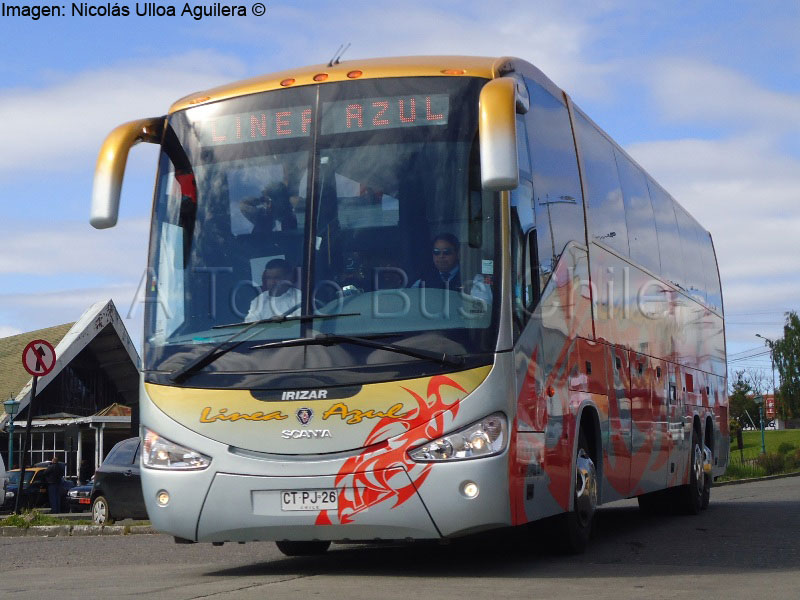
<box><xmin>694</xmin><ymin>445</ymin><xmax>705</xmax><ymax>495</ymax></box>
<box><xmin>575</xmin><ymin>448</ymin><xmax>597</xmax><ymax>526</ymax></box>
<box><xmin>93</xmin><ymin>501</ymin><xmax>106</xmax><ymax>524</ymax></box>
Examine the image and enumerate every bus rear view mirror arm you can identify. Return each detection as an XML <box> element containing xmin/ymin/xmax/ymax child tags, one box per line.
<box><xmin>91</xmin><ymin>117</ymin><xmax>165</xmax><ymax>229</ymax></box>
<box><xmin>479</xmin><ymin>77</ymin><xmax>519</xmax><ymax>192</ymax></box>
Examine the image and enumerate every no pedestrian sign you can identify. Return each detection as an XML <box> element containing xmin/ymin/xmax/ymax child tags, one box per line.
<box><xmin>22</xmin><ymin>339</ymin><xmax>56</xmax><ymax>377</ymax></box>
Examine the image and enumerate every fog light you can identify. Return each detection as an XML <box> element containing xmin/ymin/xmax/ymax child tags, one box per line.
<box><xmin>157</xmin><ymin>490</ymin><xmax>170</xmax><ymax>506</ymax></box>
<box><xmin>461</xmin><ymin>481</ymin><xmax>479</xmax><ymax>499</ymax></box>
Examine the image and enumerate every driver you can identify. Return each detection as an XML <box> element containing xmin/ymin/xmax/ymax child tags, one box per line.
<box><xmin>245</xmin><ymin>259</ymin><xmax>301</xmax><ymax>322</ymax></box>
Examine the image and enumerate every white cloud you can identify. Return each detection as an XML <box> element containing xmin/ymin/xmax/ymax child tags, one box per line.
<box><xmin>236</xmin><ymin>1</ymin><xmax>617</xmax><ymax>101</ymax></box>
<box><xmin>625</xmin><ymin>57</ymin><xmax>800</xmax><ymax>351</ymax></box>
<box><xmin>626</xmin><ymin>136</ymin><xmax>800</xmax><ymax>317</ymax></box>
<box><xmin>0</xmin><ymin>51</ymin><xmax>245</xmax><ymax>176</ymax></box>
<box><xmin>0</xmin><ymin>218</ymin><xmax>149</xmax><ymax>278</ymax></box>
<box><xmin>0</xmin><ymin>284</ymin><xmax>144</xmax><ymax>351</ymax></box>
<box><xmin>648</xmin><ymin>59</ymin><xmax>800</xmax><ymax>133</ymax></box>
<box><xmin>0</xmin><ymin>325</ymin><xmax>22</xmax><ymax>338</ymax></box>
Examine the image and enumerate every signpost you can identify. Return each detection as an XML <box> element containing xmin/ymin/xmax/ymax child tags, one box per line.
<box><xmin>753</xmin><ymin>395</ymin><xmax>766</xmax><ymax>455</ymax></box>
<box><xmin>14</xmin><ymin>339</ymin><xmax>56</xmax><ymax>514</ymax></box>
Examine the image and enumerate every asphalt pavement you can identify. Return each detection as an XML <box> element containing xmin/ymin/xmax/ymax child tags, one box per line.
<box><xmin>1</xmin><ymin>476</ymin><xmax>798</xmax><ymax>599</ymax></box>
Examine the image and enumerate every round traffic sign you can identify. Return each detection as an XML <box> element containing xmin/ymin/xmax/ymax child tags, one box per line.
<box><xmin>22</xmin><ymin>339</ymin><xmax>57</xmax><ymax>377</ymax></box>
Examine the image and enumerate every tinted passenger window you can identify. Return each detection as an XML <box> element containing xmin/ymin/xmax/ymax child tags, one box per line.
<box><xmin>574</xmin><ymin>111</ymin><xmax>629</xmax><ymax>257</ymax></box>
<box><xmin>674</xmin><ymin>205</ymin><xmax>707</xmax><ymax>304</ymax></box>
<box><xmin>615</xmin><ymin>149</ymin><xmax>660</xmax><ymax>274</ymax></box>
<box><xmin>699</xmin><ymin>231</ymin><xmax>722</xmax><ymax>312</ymax></box>
<box><xmin>110</xmin><ymin>439</ymin><xmax>138</xmax><ymax>466</ymax></box>
<box><xmin>648</xmin><ymin>180</ymin><xmax>684</xmax><ymax>288</ymax></box>
<box><xmin>524</xmin><ymin>78</ymin><xmax>585</xmax><ymax>275</ymax></box>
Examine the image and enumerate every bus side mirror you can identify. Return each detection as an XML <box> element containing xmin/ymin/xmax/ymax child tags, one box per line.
<box><xmin>479</xmin><ymin>77</ymin><xmax>519</xmax><ymax>192</ymax></box>
<box><xmin>90</xmin><ymin>117</ymin><xmax>164</xmax><ymax>229</ymax></box>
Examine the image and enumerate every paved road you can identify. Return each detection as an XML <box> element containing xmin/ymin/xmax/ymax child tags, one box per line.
<box><xmin>2</xmin><ymin>476</ymin><xmax>798</xmax><ymax>599</ymax></box>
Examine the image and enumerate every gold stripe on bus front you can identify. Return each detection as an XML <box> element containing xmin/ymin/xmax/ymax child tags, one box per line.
<box><xmin>169</xmin><ymin>56</ymin><xmax>505</xmax><ymax>114</ymax></box>
<box><xmin>144</xmin><ymin>366</ymin><xmax>491</xmax><ymax>439</ymax></box>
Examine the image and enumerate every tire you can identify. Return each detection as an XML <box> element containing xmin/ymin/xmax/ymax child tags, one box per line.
<box><xmin>275</xmin><ymin>540</ymin><xmax>331</xmax><ymax>556</ymax></box>
<box><xmin>701</xmin><ymin>447</ymin><xmax>712</xmax><ymax>510</ymax></box>
<box><xmin>92</xmin><ymin>496</ymin><xmax>115</xmax><ymax>525</ymax></box>
<box><xmin>677</xmin><ymin>430</ymin><xmax>704</xmax><ymax>515</ymax></box>
<box><xmin>557</xmin><ymin>430</ymin><xmax>598</xmax><ymax>554</ymax></box>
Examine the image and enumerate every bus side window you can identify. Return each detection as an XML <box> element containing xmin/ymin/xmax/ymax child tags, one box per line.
<box><xmin>573</xmin><ymin>110</ymin><xmax>629</xmax><ymax>257</ymax></box>
<box><xmin>511</xmin><ymin>179</ymin><xmax>538</xmax><ymax>336</ymax></box>
<box><xmin>674</xmin><ymin>204</ymin><xmax>708</xmax><ymax>305</ymax></box>
<box><xmin>648</xmin><ymin>179</ymin><xmax>685</xmax><ymax>290</ymax></box>
<box><xmin>615</xmin><ymin>148</ymin><xmax>660</xmax><ymax>275</ymax></box>
<box><xmin>524</xmin><ymin>78</ymin><xmax>585</xmax><ymax>275</ymax></box>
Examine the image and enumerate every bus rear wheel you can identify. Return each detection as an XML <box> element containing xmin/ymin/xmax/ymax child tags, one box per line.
<box><xmin>701</xmin><ymin>446</ymin><xmax>712</xmax><ymax>510</ymax></box>
<box><xmin>275</xmin><ymin>540</ymin><xmax>331</xmax><ymax>556</ymax></box>
<box><xmin>678</xmin><ymin>431</ymin><xmax>704</xmax><ymax>515</ymax></box>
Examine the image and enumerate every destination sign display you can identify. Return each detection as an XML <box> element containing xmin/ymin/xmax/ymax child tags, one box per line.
<box><xmin>321</xmin><ymin>94</ymin><xmax>449</xmax><ymax>135</ymax></box>
<box><xmin>198</xmin><ymin>105</ymin><xmax>313</xmax><ymax>146</ymax></box>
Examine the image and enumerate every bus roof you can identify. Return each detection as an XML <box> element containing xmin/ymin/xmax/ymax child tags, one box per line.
<box><xmin>169</xmin><ymin>55</ymin><xmax>518</xmax><ymax>114</ymax></box>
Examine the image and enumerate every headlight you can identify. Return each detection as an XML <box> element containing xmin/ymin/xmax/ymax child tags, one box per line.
<box><xmin>142</xmin><ymin>429</ymin><xmax>211</xmax><ymax>470</ymax></box>
<box><xmin>409</xmin><ymin>413</ymin><xmax>507</xmax><ymax>462</ymax></box>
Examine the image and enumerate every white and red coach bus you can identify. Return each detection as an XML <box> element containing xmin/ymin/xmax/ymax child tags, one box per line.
<box><xmin>90</xmin><ymin>56</ymin><xmax>727</xmax><ymax>555</ymax></box>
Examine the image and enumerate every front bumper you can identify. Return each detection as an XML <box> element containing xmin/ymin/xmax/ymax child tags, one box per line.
<box><xmin>142</xmin><ymin>452</ymin><xmax>511</xmax><ymax>543</ymax></box>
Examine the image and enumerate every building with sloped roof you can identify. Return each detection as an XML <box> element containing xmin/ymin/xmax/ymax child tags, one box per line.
<box><xmin>1</xmin><ymin>300</ymin><xmax>139</xmax><ymax>480</ymax></box>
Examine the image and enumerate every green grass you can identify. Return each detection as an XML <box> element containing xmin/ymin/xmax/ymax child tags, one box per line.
<box><xmin>0</xmin><ymin>511</ymin><xmax>93</xmax><ymax>528</ymax></box>
<box><xmin>719</xmin><ymin>430</ymin><xmax>800</xmax><ymax>482</ymax></box>
<box><xmin>730</xmin><ymin>430</ymin><xmax>800</xmax><ymax>460</ymax></box>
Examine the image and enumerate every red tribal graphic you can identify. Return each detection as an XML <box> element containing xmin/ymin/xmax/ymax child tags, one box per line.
<box><xmin>316</xmin><ymin>375</ymin><xmax>467</xmax><ymax>525</ymax></box>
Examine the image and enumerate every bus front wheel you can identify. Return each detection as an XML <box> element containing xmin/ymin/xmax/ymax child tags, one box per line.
<box><xmin>275</xmin><ymin>540</ymin><xmax>331</xmax><ymax>556</ymax></box>
<box><xmin>558</xmin><ymin>431</ymin><xmax>597</xmax><ymax>554</ymax></box>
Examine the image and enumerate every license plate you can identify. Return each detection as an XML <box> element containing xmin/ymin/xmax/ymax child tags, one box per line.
<box><xmin>280</xmin><ymin>489</ymin><xmax>338</xmax><ymax>511</ymax></box>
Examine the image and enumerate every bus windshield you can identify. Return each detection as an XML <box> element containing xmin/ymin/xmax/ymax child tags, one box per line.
<box><xmin>144</xmin><ymin>77</ymin><xmax>499</xmax><ymax>386</ymax></box>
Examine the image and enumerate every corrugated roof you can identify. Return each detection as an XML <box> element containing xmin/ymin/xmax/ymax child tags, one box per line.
<box><xmin>0</xmin><ymin>323</ymin><xmax>74</xmax><ymax>413</ymax></box>
<box><xmin>93</xmin><ymin>402</ymin><xmax>132</xmax><ymax>417</ymax></box>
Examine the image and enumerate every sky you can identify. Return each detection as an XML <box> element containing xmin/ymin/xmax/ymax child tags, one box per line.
<box><xmin>0</xmin><ymin>0</ymin><xmax>798</xmax><ymax>386</ymax></box>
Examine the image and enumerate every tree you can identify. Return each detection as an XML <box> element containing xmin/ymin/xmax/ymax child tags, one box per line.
<box><xmin>744</xmin><ymin>368</ymin><xmax>770</xmax><ymax>396</ymax></box>
<box><xmin>728</xmin><ymin>370</ymin><xmax>757</xmax><ymax>428</ymax></box>
<box><xmin>773</xmin><ymin>311</ymin><xmax>800</xmax><ymax>419</ymax></box>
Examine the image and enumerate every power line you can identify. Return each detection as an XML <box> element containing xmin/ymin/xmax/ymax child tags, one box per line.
<box><xmin>728</xmin><ymin>345</ymin><xmax>766</xmax><ymax>357</ymax></box>
<box><xmin>728</xmin><ymin>352</ymin><xmax>771</xmax><ymax>364</ymax></box>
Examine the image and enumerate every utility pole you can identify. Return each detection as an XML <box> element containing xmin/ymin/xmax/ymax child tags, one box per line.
<box><xmin>753</xmin><ymin>395</ymin><xmax>766</xmax><ymax>455</ymax></box>
<box><xmin>756</xmin><ymin>334</ymin><xmax>778</xmax><ymax>425</ymax></box>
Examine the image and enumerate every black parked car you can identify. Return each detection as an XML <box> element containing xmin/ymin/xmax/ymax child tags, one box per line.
<box><xmin>91</xmin><ymin>438</ymin><xmax>148</xmax><ymax>524</ymax></box>
<box><xmin>66</xmin><ymin>478</ymin><xmax>94</xmax><ymax>513</ymax></box>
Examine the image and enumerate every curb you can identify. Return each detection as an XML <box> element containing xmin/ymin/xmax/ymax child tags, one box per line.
<box><xmin>0</xmin><ymin>525</ymin><xmax>158</xmax><ymax>537</ymax></box>
<box><xmin>714</xmin><ymin>470</ymin><xmax>800</xmax><ymax>487</ymax></box>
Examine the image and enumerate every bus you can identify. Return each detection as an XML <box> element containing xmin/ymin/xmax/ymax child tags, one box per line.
<box><xmin>90</xmin><ymin>56</ymin><xmax>728</xmax><ymax>555</ymax></box>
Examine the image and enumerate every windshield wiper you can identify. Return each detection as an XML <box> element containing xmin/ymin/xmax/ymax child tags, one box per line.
<box><xmin>250</xmin><ymin>333</ymin><xmax>464</xmax><ymax>367</ymax></box>
<box><xmin>211</xmin><ymin>311</ymin><xmax>360</xmax><ymax>330</ymax></box>
<box><xmin>169</xmin><ymin>312</ymin><xmax>360</xmax><ymax>384</ymax></box>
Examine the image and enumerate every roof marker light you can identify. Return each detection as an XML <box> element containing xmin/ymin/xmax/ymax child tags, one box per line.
<box><xmin>441</xmin><ymin>69</ymin><xmax>465</xmax><ymax>75</ymax></box>
<box><xmin>280</xmin><ymin>78</ymin><xmax>295</xmax><ymax>87</ymax></box>
<box><xmin>188</xmin><ymin>96</ymin><xmax>210</xmax><ymax>105</ymax></box>
<box><xmin>313</xmin><ymin>73</ymin><xmax>329</xmax><ymax>82</ymax></box>
<box><xmin>347</xmin><ymin>70</ymin><xmax>363</xmax><ymax>79</ymax></box>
